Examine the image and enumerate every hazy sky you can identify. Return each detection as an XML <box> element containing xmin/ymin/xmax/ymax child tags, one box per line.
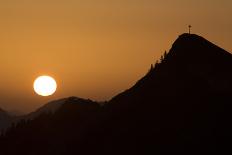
<box><xmin>0</xmin><ymin>0</ymin><xmax>231</xmax><ymax>113</ymax></box>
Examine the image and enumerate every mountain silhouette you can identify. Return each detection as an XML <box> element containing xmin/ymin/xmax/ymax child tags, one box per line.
<box><xmin>1</xmin><ymin>33</ymin><xmax>232</xmax><ymax>154</ymax></box>
<box><xmin>112</xmin><ymin>33</ymin><xmax>232</xmax><ymax>101</ymax></box>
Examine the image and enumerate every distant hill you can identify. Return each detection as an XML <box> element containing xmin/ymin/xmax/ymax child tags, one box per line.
<box><xmin>20</xmin><ymin>97</ymin><xmax>69</xmax><ymax>121</ymax></box>
<box><xmin>1</xmin><ymin>33</ymin><xmax>232</xmax><ymax>154</ymax></box>
<box><xmin>0</xmin><ymin>108</ymin><xmax>14</xmax><ymax>133</ymax></box>
<box><xmin>16</xmin><ymin>97</ymin><xmax>96</xmax><ymax>123</ymax></box>
<box><xmin>1</xmin><ymin>97</ymin><xmax>94</xmax><ymax>133</ymax></box>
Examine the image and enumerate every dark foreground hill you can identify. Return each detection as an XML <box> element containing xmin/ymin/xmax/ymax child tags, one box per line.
<box><xmin>1</xmin><ymin>33</ymin><xmax>232</xmax><ymax>154</ymax></box>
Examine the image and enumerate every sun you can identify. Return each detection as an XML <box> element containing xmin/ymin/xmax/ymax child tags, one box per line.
<box><xmin>33</xmin><ymin>75</ymin><xmax>57</xmax><ymax>96</ymax></box>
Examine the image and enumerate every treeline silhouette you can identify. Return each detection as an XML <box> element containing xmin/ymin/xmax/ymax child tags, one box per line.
<box><xmin>1</xmin><ymin>34</ymin><xmax>232</xmax><ymax>154</ymax></box>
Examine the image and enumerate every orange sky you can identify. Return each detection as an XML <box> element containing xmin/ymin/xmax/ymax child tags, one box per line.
<box><xmin>0</xmin><ymin>0</ymin><xmax>231</xmax><ymax>113</ymax></box>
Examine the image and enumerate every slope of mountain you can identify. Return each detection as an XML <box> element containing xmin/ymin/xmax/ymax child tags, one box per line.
<box><xmin>1</xmin><ymin>33</ymin><xmax>232</xmax><ymax>154</ymax></box>
<box><xmin>111</xmin><ymin>33</ymin><xmax>232</xmax><ymax>103</ymax></box>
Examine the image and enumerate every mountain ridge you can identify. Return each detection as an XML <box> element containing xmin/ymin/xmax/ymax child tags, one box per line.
<box><xmin>1</xmin><ymin>33</ymin><xmax>232</xmax><ymax>154</ymax></box>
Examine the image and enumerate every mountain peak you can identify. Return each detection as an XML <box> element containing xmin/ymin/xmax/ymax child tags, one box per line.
<box><xmin>168</xmin><ymin>33</ymin><xmax>231</xmax><ymax>60</ymax></box>
<box><xmin>174</xmin><ymin>33</ymin><xmax>214</xmax><ymax>44</ymax></box>
<box><xmin>161</xmin><ymin>33</ymin><xmax>232</xmax><ymax>70</ymax></box>
<box><xmin>172</xmin><ymin>33</ymin><xmax>211</xmax><ymax>51</ymax></box>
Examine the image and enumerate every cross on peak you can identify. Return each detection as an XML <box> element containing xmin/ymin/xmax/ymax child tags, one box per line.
<box><xmin>188</xmin><ymin>25</ymin><xmax>192</xmax><ymax>34</ymax></box>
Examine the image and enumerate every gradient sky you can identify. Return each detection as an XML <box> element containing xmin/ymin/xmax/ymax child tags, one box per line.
<box><xmin>0</xmin><ymin>0</ymin><xmax>231</xmax><ymax>113</ymax></box>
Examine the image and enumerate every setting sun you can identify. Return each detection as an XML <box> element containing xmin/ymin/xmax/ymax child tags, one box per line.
<box><xmin>33</xmin><ymin>76</ymin><xmax>57</xmax><ymax>96</ymax></box>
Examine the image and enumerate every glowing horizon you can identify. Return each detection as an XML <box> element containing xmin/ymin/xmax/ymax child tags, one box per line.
<box><xmin>0</xmin><ymin>0</ymin><xmax>231</xmax><ymax>113</ymax></box>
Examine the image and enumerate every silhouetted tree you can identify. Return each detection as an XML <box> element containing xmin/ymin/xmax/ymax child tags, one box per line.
<box><xmin>164</xmin><ymin>50</ymin><xmax>167</xmax><ymax>60</ymax></box>
<box><xmin>160</xmin><ymin>55</ymin><xmax>164</xmax><ymax>62</ymax></box>
<box><xmin>159</xmin><ymin>51</ymin><xmax>168</xmax><ymax>63</ymax></box>
<box><xmin>154</xmin><ymin>60</ymin><xmax>159</xmax><ymax>68</ymax></box>
<box><xmin>150</xmin><ymin>64</ymin><xmax>153</xmax><ymax>70</ymax></box>
<box><xmin>147</xmin><ymin>64</ymin><xmax>154</xmax><ymax>74</ymax></box>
